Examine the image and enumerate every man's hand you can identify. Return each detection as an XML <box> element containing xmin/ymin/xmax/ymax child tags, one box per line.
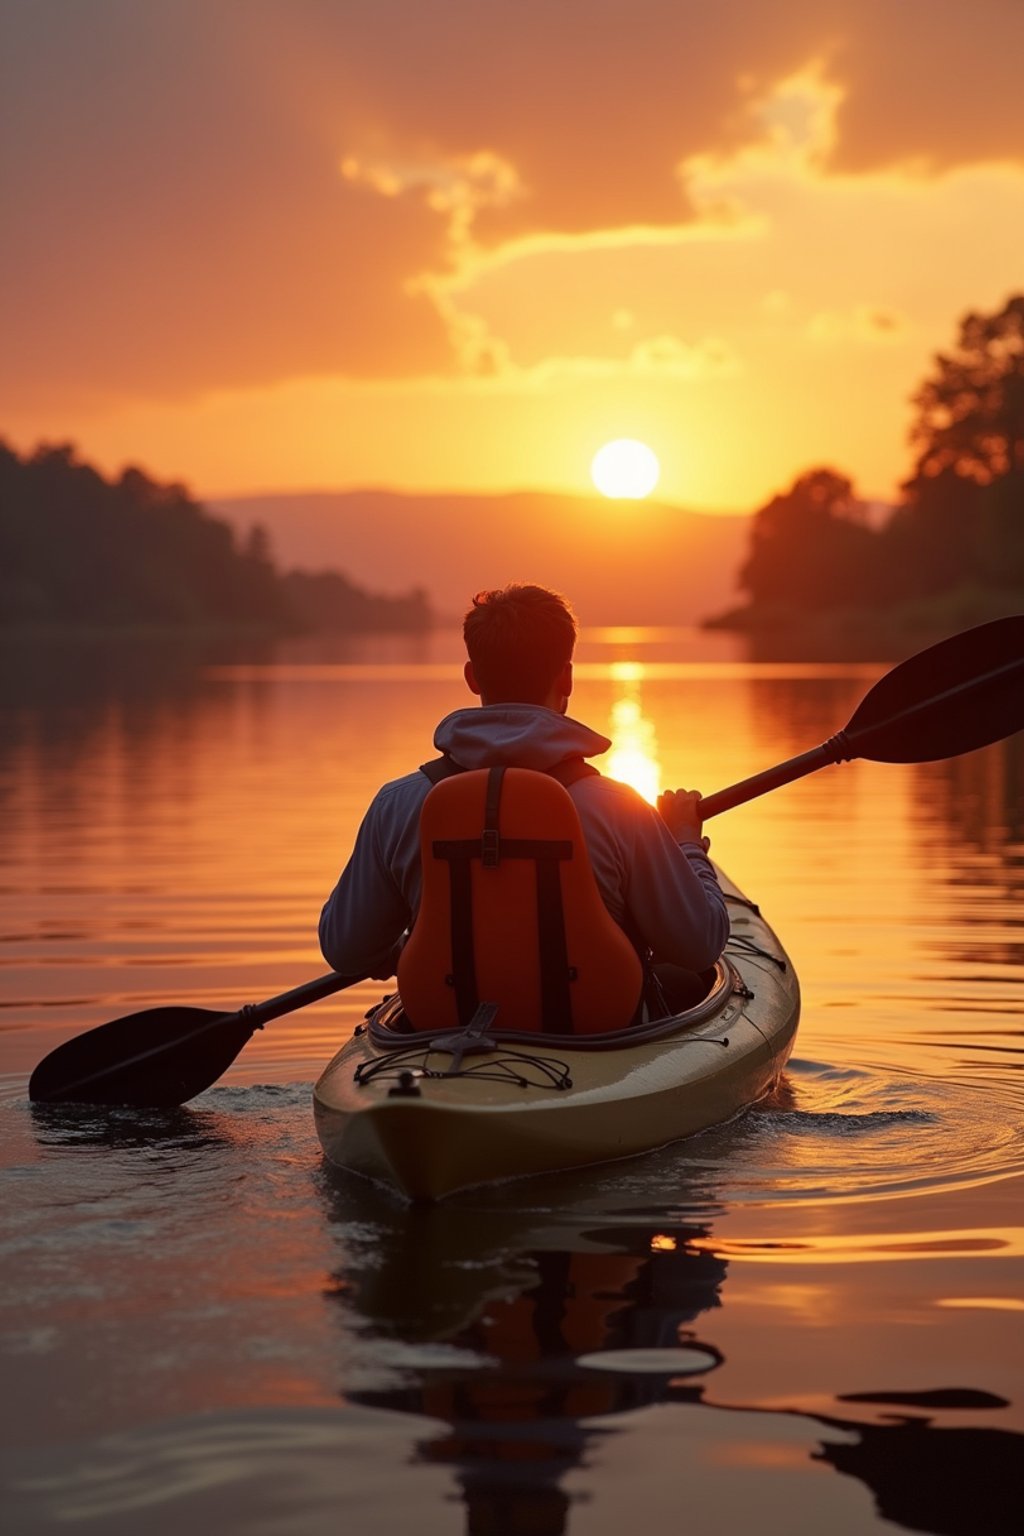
<box><xmin>657</xmin><ymin>788</ymin><xmax>710</xmax><ymax>852</ymax></box>
<box><xmin>369</xmin><ymin>940</ymin><xmax>404</xmax><ymax>981</ymax></box>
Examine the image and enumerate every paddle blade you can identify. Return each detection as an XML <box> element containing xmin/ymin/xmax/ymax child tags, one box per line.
<box><xmin>843</xmin><ymin>615</ymin><xmax>1024</xmax><ymax>763</ymax></box>
<box><xmin>28</xmin><ymin>1005</ymin><xmax>257</xmax><ymax>1107</ymax></box>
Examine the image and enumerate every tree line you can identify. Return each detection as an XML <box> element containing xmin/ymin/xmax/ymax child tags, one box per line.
<box><xmin>717</xmin><ymin>294</ymin><xmax>1024</xmax><ymax>629</ymax></box>
<box><xmin>0</xmin><ymin>442</ymin><xmax>431</xmax><ymax>633</ymax></box>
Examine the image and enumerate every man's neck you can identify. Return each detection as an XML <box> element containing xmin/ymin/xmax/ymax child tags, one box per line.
<box><xmin>479</xmin><ymin>694</ymin><xmax>565</xmax><ymax>713</ymax></box>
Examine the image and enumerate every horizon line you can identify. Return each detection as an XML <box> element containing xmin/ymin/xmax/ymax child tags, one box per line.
<box><xmin>206</xmin><ymin>481</ymin><xmax>753</xmax><ymax>519</ymax></box>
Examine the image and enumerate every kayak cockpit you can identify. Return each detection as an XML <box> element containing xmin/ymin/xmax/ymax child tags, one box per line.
<box><xmin>363</xmin><ymin>954</ymin><xmax>736</xmax><ymax>1057</ymax></box>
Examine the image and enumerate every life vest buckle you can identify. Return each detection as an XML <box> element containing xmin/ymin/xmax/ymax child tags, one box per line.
<box><xmin>481</xmin><ymin>827</ymin><xmax>501</xmax><ymax>867</ymax></box>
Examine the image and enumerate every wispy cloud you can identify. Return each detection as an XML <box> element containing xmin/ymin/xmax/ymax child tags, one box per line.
<box><xmin>2</xmin><ymin>0</ymin><xmax>1022</xmax><ymax>507</ymax></box>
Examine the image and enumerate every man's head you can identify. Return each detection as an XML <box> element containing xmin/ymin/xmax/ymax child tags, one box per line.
<box><xmin>463</xmin><ymin>584</ymin><xmax>578</xmax><ymax>709</ymax></box>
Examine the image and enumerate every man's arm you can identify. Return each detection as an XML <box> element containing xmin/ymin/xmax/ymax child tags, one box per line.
<box><xmin>319</xmin><ymin>792</ymin><xmax>412</xmax><ymax>977</ymax></box>
<box><xmin>655</xmin><ymin>788</ymin><xmax>709</xmax><ymax>852</ymax></box>
<box><xmin>625</xmin><ymin>790</ymin><xmax>729</xmax><ymax>971</ymax></box>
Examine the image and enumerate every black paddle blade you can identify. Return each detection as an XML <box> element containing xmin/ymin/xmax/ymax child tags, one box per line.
<box><xmin>27</xmin><ymin>1005</ymin><xmax>258</xmax><ymax>1107</ymax></box>
<box><xmin>844</xmin><ymin>615</ymin><xmax>1024</xmax><ymax>763</ymax></box>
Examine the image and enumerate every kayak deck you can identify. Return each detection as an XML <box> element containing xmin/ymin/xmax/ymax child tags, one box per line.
<box><xmin>313</xmin><ymin>874</ymin><xmax>799</xmax><ymax>1200</ymax></box>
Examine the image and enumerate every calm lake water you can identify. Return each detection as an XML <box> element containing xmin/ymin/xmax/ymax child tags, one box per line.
<box><xmin>2</xmin><ymin>627</ymin><xmax>1022</xmax><ymax>1535</ymax></box>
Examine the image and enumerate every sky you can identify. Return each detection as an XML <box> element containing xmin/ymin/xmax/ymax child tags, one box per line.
<box><xmin>2</xmin><ymin>0</ymin><xmax>1023</xmax><ymax>514</ymax></box>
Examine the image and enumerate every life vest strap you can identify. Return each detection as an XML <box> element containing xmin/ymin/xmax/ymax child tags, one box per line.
<box><xmin>419</xmin><ymin>754</ymin><xmax>599</xmax><ymax>788</ymax></box>
<box><xmin>401</xmin><ymin>759</ymin><xmax>644</xmax><ymax>1034</ymax></box>
<box><xmin>432</xmin><ymin>837</ymin><xmax>574</xmax><ymax>862</ymax></box>
<box><xmin>482</xmin><ymin>764</ymin><xmax>505</xmax><ymax>867</ymax></box>
<box><xmin>445</xmin><ymin>850</ymin><xmax>478</xmax><ymax>1029</ymax></box>
<box><xmin>535</xmin><ymin>855</ymin><xmax>573</xmax><ymax>1029</ymax></box>
<box><xmin>427</xmin><ymin>763</ymin><xmax>579</xmax><ymax>1032</ymax></box>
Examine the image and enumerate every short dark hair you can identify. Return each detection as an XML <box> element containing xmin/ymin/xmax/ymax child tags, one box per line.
<box><xmin>463</xmin><ymin>584</ymin><xmax>578</xmax><ymax>704</ymax></box>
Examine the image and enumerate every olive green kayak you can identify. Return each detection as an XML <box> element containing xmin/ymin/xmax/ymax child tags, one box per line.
<box><xmin>313</xmin><ymin>868</ymin><xmax>799</xmax><ymax>1200</ymax></box>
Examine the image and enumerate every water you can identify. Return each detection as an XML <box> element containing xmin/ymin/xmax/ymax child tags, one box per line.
<box><xmin>2</xmin><ymin>628</ymin><xmax>1022</xmax><ymax>1534</ymax></box>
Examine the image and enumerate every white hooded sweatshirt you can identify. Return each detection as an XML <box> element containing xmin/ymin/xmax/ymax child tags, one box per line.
<box><xmin>319</xmin><ymin>704</ymin><xmax>729</xmax><ymax>977</ymax></box>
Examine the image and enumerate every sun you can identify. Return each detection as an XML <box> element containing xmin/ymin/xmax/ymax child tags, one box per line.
<box><xmin>590</xmin><ymin>439</ymin><xmax>660</xmax><ymax>500</ymax></box>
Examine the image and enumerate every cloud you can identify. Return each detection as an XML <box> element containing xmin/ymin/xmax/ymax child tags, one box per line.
<box><xmin>1</xmin><ymin>0</ymin><xmax>1022</xmax><ymax>415</ymax></box>
<box><xmin>341</xmin><ymin>149</ymin><xmax>525</xmax><ymax>247</ymax></box>
<box><xmin>514</xmin><ymin>333</ymin><xmax>743</xmax><ymax>385</ymax></box>
<box><xmin>427</xmin><ymin>63</ymin><xmax>1024</xmax><ymax>379</ymax></box>
<box><xmin>0</xmin><ymin>1</ymin><xmax>457</xmax><ymax>409</ymax></box>
<box><xmin>805</xmin><ymin>306</ymin><xmax>908</xmax><ymax>344</ymax></box>
<box><xmin>817</xmin><ymin>0</ymin><xmax>1024</xmax><ymax>175</ymax></box>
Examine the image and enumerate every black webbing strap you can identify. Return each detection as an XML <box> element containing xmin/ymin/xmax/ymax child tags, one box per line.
<box><xmin>419</xmin><ymin>754</ymin><xmax>459</xmax><ymax>785</ymax></box>
<box><xmin>431</xmin><ymin>839</ymin><xmax>575</xmax><ymax>1030</ymax></box>
<box><xmin>482</xmin><ymin>765</ymin><xmax>505</xmax><ymax>867</ymax></box>
<box><xmin>433</xmin><ymin>837</ymin><xmax>574</xmax><ymax>861</ymax></box>
<box><xmin>419</xmin><ymin>754</ymin><xmax>599</xmax><ymax>788</ymax></box>
<box><xmin>427</xmin><ymin>761</ymin><xmax>579</xmax><ymax>1032</ymax></box>
<box><xmin>434</xmin><ymin>765</ymin><xmax>505</xmax><ymax>1027</ymax></box>
<box><xmin>535</xmin><ymin>857</ymin><xmax>573</xmax><ymax>1029</ymax></box>
<box><xmin>445</xmin><ymin>851</ymin><xmax>478</xmax><ymax>1029</ymax></box>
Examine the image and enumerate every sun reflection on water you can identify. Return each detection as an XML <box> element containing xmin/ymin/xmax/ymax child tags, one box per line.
<box><xmin>604</xmin><ymin>662</ymin><xmax>661</xmax><ymax>804</ymax></box>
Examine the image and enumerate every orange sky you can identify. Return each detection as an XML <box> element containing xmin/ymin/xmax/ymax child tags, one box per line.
<box><xmin>2</xmin><ymin>0</ymin><xmax>1023</xmax><ymax>514</ymax></box>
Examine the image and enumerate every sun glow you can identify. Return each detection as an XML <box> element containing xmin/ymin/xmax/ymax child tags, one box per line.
<box><xmin>590</xmin><ymin>439</ymin><xmax>661</xmax><ymax>500</ymax></box>
<box><xmin>605</xmin><ymin>672</ymin><xmax>661</xmax><ymax>804</ymax></box>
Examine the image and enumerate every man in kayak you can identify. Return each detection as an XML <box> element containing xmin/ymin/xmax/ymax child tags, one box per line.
<box><xmin>319</xmin><ymin>583</ymin><xmax>728</xmax><ymax>1012</ymax></box>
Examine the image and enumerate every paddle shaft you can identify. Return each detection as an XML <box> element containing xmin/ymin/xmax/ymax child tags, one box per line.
<box><xmin>700</xmin><ymin>645</ymin><xmax>1024</xmax><ymax>820</ymax></box>
<box><xmin>243</xmin><ymin>970</ymin><xmax>366</xmax><ymax>1026</ymax></box>
<box><xmin>699</xmin><ymin>738</ymin><xmax>848</xmax><ymax>820</ymax></box>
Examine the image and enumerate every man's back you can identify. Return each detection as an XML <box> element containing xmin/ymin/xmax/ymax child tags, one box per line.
<box><xmin>319</xmin><ymin>703</ymin><xmax>728</xmax><ymax>979</ymax></box>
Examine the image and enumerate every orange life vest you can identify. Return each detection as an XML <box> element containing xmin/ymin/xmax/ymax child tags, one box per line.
<box><xmin>396</xmin><ymin>762</ymin><xmax>643</xmax><ymax>1034</ymax></box>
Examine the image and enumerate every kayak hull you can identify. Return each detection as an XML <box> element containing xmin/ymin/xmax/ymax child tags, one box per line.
<box><xmin>313</xmin><ymin>870</ymin><xmax>799</xmax><ymax>1200</ymax></box>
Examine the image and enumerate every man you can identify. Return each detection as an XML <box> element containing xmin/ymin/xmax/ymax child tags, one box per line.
<box><xmin>319</xmin><ymin>584</ymin><xmax>728</xmax><ymax>1001</ymax></box>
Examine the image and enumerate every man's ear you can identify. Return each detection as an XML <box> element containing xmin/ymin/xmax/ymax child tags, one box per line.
<box><xmin>464</xmin><ymin>659</ymin><xmax>482</xmax><ymax>697</ymax></box>
<box><xmin>560</xmin><ymin>660</ymin><xmax>574</xmax><ymax>700</ymax></box>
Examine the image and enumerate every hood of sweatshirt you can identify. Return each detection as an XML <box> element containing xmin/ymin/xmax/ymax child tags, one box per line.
<box><xmin>433</xmin><ymin>705</ymin><xmax>611</xmax><ymax>771</ymax></box>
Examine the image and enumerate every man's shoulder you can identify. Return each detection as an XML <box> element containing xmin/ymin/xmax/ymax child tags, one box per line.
<box><xmin>578</xmin><ymin>773</ymin><xmax>648</xmax><ymax>807</ymax></box>
<box><xmin>372</xmin><ymin>764</ymin><xmax>648</xmax><ymax>810</ymax></box>
<box><xmin>573</xmin><ymin>772</ymin><xmax>657</xmax><ymax>830</ymax></box>
<box><xmin>357</xmin><ymin>770</ymin><xmax>431</xmax><ymax>853</ymax></box>
<box><xmin>379</xmin><ymin>766</ymin><xmax>430</xmax><ymax>793</ymax></box>
<box><xmin>373</xmin><ymin>769</ymin><xmax>431</xmax><ymax>807</ymax></box>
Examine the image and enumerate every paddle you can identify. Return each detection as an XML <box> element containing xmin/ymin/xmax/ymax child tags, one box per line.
<box><xmin>699</xmin><ymin>615</ymin><xmax>1024</xmax><ymax>819</ymax></box>
<box><xmin>28</xmin><ymin>970</ymin><xmax>366</xmax><ymax>1107</ymax></box>
<box><xmin>28</xmin><ymin>615</ymin><xmax>1024</xmax><ymax>1109</ymax></box>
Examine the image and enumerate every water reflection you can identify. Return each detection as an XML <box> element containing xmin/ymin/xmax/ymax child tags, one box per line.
<box><xmin>320</xmin><ymin>1174</ymin><xmax>1022</xmax><ymax>1536</ymax></box>
<box><xmin>911</xmin><ymin>735</ymin><xmax>1024</xmax><ymax>870</ymax></box>
<box><xmin>603</xmin><ymin>662</ymin><xmax>661</xmax><ymax>803</ymax></box>
<box><xmin>28</xmin><ymin>1099</ymin><xmax>236</xmax><ymax>1154</ymax></box>
<box><xmin>0</xmin><ymin>631</ymin><xmax>274</xmax><ymax>742</ymax></box>
<box><xmin>321</xmin><ymin>1175</ymin><xmax>726</xmax><ymax>1534</ymax></box>
<box><xmin>4</xmin><ymin>629</ymin><xmax>1023</xmax><ymax>1533</ymax></box>
<box><xmin>791</xmin><ymin>1393</ymin><xmax>1018</xmax><ymax>1536</ymax></box>
<box><xmin>904</xmin><ymin>741</ymin><xmax>1024</xmax><ymax>1065</ymax></box>
<box><xmin>742</xmin><ymin>670</ymin><xmax>870</xmax><ymax>756</ymax></box>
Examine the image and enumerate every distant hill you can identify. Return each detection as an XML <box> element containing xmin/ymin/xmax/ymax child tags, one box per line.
<box><xmin>212</xmin><ymin>489</ymin><xmax>750</xmax><ymax>625</ymax></box>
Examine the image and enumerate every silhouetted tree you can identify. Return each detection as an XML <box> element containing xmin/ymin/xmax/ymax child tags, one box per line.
<box><xmin>896</xmin><ymin>294</ymin><xmax>1024</xmax><ymax>594</ymax></box>
<box><xmin>724</xmin><ymin>297</ymin><xmax>1024</xmax><ymax>625</ymax></box>
<box><xmin>907</xmin><ymin>294</ymin><xmax>1024</xmax><ymax>487</ymax></box>
<box><xmin>282</xmin><ymin>570</ymin><xmax>432</xmax><ymax>632</ymax></box>
<box><xmin>738</xmin><ymin>468</ymin><xmax>882</xmax><ymax>610</ymax></box>
<box><xmin>980</xmin><ymin>464</ymin><xmax>1024</xmax><ymax>586</ymax></box>
<box><xmin>0</xmin><ymin>440</ymin><xmax>433</xmax><ymax>633</ymax></box>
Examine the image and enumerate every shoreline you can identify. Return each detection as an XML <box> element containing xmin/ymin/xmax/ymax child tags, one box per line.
<box><xmin>702</xmin><ymin>586</ymin><xmax>1024</xmax><ymax>658</ymax></box>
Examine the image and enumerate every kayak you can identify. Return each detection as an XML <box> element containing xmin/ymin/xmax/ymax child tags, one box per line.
<box><xmin>313</xmin><ymin>867</ymin><xmax>799</xmax><ymax>1200</ymax></box>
